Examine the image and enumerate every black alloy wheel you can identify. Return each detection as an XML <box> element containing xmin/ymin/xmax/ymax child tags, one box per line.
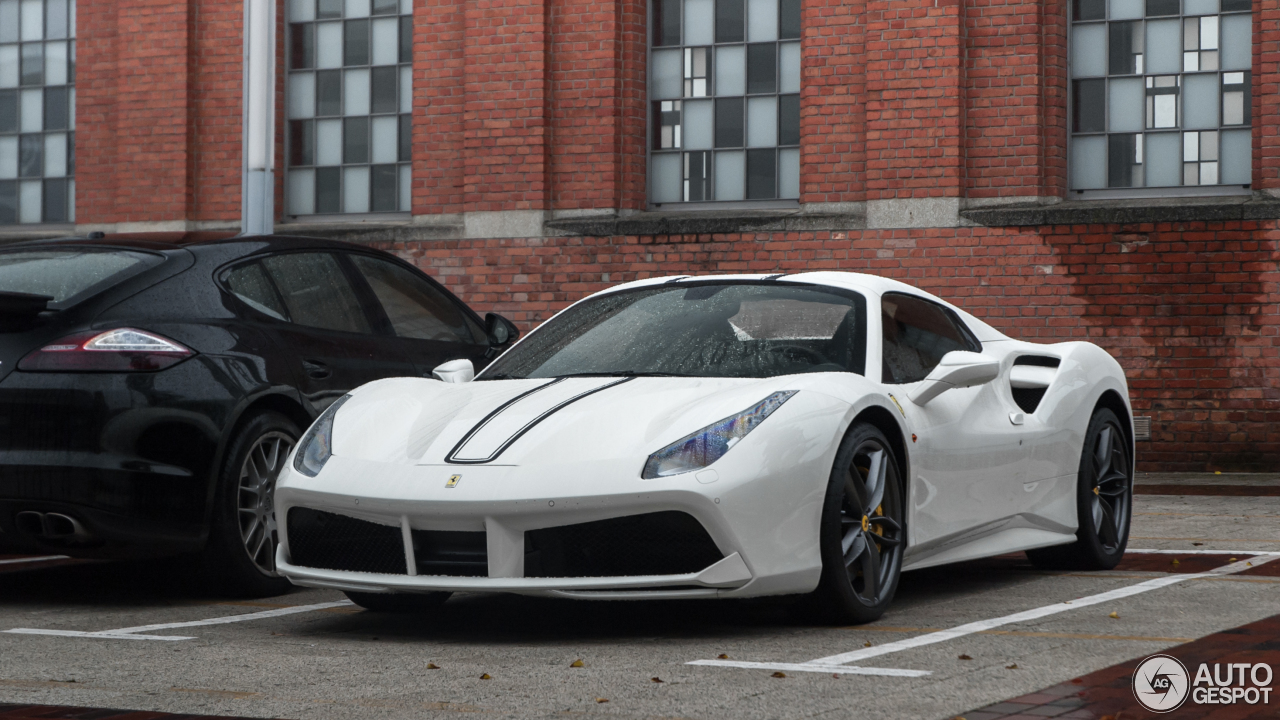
<box><xmin>804</xmin><ymin>423</ymin><xmax>905</xmax><ymax>624</ymax></box>
<box><xmin>238</xmin><ymin>431</ymin><xmax>294</xmax><ymax>576</ymax></box>
<box><xmin>1027</xmin><ymin>407</ymin><xmax>1133</xmax><ymax>570</ymax></box>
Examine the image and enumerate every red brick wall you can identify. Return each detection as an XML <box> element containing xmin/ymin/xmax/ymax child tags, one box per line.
<box><xmin>383</xmin><ymin>223</ymin><xmax>1280</xmax><ymax>472</ymax></box>
<box><xmin>1255</xmin><ymin>0</ymin><xmax>1277</xmax><ymax>190</ymax></box>
<box><xmin>800</xmin><ymin>0</ymin><xmax>866</xmax><ymax>205</ymax></box>
<box><xmin>415</xmin><ymin>0</ymin><xmax>467</xmax><ymax>215</ymax></box>
<box><xmin>190</xmin><ymin>0</ymin><xmax>249</xmax><ymax>223</ymax></box>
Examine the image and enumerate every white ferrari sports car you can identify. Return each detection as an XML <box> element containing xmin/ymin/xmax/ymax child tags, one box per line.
<box><xmin>274</xmin><ymin>272</ymin><xmax>1134</xmax><ymax>623</ymax></box>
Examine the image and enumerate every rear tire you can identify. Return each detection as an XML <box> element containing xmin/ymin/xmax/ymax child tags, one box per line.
<box><xmin>345</xmin><ymin>591</ymin><xmax>452</xmax><ymax>612</ymax></box>
<box><xmin>1027</xmin><ymin>408</ymin><xmax>1132</xmax><ymax>571</ymax></box>
<box><xmin>201</xmin><ymin>411</ymin><xmax>299</xmax><ymax>598</ymax></box>
<box><xmin>800</xmin><ymin>423</ymin><xmax>905</xmax><ymax>625</ymax></box>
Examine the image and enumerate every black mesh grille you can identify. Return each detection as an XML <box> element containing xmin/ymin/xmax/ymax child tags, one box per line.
<box><xmin>411</xmin><ymin>529</ymin><xmax>487</xmax><ymax>577</ymax></box>
<box><xmin>524</xmin><ymin>511</ymin><xmax>724</xmax><ymax>578</ymax></box>
<box><xmin>286</xmin><ymin>507</ymin><xmax>407</xmax><ymax>575</ymax></box>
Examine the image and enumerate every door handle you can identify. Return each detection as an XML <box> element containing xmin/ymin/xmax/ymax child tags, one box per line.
<box><xmin>302</xmin><ymin>359</ymin><xmax>332</xmax><ymax>380</ymax></box>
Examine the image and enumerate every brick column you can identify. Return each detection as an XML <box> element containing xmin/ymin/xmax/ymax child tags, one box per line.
<box><xmin>1255</xmin><ymin>0</ymin><xmax>1279</xmax><ymax>191</ymax></box>
<box><xmin>415</xmin><ymin>0</ymin><xmax>467</xmax><ymax>216</ymax></box>
<box><xmin>801</xmin><ymin>0</ymin><xmax>867</xmax><ymax>206</ymax></box>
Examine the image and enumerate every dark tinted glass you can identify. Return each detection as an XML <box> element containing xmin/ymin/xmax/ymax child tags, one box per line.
<box><xmin>1109</xmin><ymin>21</ymin><xmax>1142</xmax><ymax>75</ymax></box>
<box><xmin>317</xmin><ymin>0</ymin><xmax>342</xmax><ymax>19</ymax></box>
<box><xmin>67</xmin><ymin>131</ymin><xmax>74</xmax><ymax>174</ymax></box>
<box><xmin>715</xmin><ymin>97</ymin><xmax>744</xmax><ymax>147</ymax></box>
<box><xmin>373</xmin><ymin>0</ymin><xmax>399</xmax><ymax>14</ymax></box>
<box><xmin>21</xmin><ymin>43</ymin><xmax>43</xmax><ymax>85</ymax></box>
<box><xmin>1073</xmin><ymin>0</ymin><xmax>1105</xmax><ymax>20</ymax></box>
<box><xmin>351</xmin><ymin>255</ymin><xmax>482</xmax><ymax>343</ymax></box>
<box><xmin>400</xmin><ymin>17</ymin><xmax>413</xmax><ymax>63</ymax></box>
<box><xmin>399</xmin><ymin>114</ymin><xmax>411</xmax><ymax>161</ymax></box>
<box><xmin>261</xmin><ymin>253</ymin><xmax>372</xmax><ymax>334</ymax></box>
<box><xmin>316</xmin><ymin>70</ymin><xmax>342</xmax><ymax>116</ymax></box>
<box><xmin>316</xmin><ymin>167</ymin><xmax>341</xmax><ymax>213</ymax></box>
<box><xmin>1108</xmin><ymin>133</ymin><xmax>1139</xmax><ymax>187</ymax></box>
<box><xmin>779</xmin><ymin>94</ymin><xmax>799</xmax><ymax>145</ymax></box>
<box><xmin>1146</xmin><ymin>0</ymin><xmax>1179</xmax><ymax>15</ymax></box>
<box><xmin>1072</xmin><ymin>78</ymin><xmax>1105</xmax><ymax>132</ymax></box>
<box><xmin>746</xmin><ymin>148</ymin><xmax>776</xmax><ymax>199</ymax></box>
<box><xmin>344</xmin><ymin>117</ymin><xmax>369</xmax><ymax>163</ymax></box>
<box><xmin>291</xmin><ymin>24</ymin><xmax>314</xmax><ymax>69</ymax></box>
<box><xmin>0</xmin><ymin>91</ymin><xmax>16</xmax><ymax>133</ymax></box>
<box><xmin>44</xmin><ymin>87</ymin><xmax>68</xmax><ymax>130</ymax></box>
<box><xmin>881</xmin><ymin>292</ymin><xmax>975</xmax><ymax>384</ymax></box>
<box><xmin>1222</xmin><ymin>0</ymin><xmax>1250</xmax><ymax>9</ymax></box>
<box><xmin>747</xmin><ymin>43</ymin><xmax>777</xmax><ymax>94</ymax></box>
<box><xmin>345</xmin><ymin>19</ymin><xmax>370</xmax><ymax>66</ymax></box>
<box><xmin>371</xmin><ymin>164</ymin><xmax>397</xmax><ymax>212</ymax></box>
<box><xmin>225</xmin><ymin>261</ymin><xmax>289</xmax><ymax>321</ymax></box>
<box><xmin>290</xmin><ymin>120</ymin><xmax>315</xmax><ymax>166</ymax></box>
<box><xmin>687</xmin><ymin>151</ymin><xmax>710</xmax><ymax>202</ymax></box>
<box><xmin>19</xmin><ymin>135</ymin><xmax>42</xmax><ymax>178</ymax></box>
<box><xmin>656</xmin><ymin>0</ymin><xmax>681</xmax><ymax>46</ymax></box>
<box><xmin>780</xmin><ymin>0</ymin><xmax>801</xmax><ymax>39</ymax></box>
<box><xmin>42</xmin><ymin>179</ymin><xmax>66</xmax><ymax>223</ymax></box>
<box><xmin>0</xmin><ymin>182</ymin><xmax>15</xmax><ymax>225</ymax></box>
<box><xmin>0</xmin><ymin>249</ymin><xmax>156</xmax><ymax>303</ymax></box>
<box><xmin>716</xmin><ymin>0</ymin><xmax>745</xmax><ymax>42</ymax></box>
<box><xmin>372</xmin><ymin>66</ymin><xmax>398</xmax><ymax>113</ymax></box>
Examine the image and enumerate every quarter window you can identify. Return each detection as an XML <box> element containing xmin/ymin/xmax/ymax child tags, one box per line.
<box><xmin>350</xmin><ymin>255</ymin><xmax>485</xmax><ymax>344</ymax></box>
<box><xmin>1069</xmin><ymin>0</ymin><xmax>1252</xmax><ymax>191</ymax></box>
<box><xmin>286</xmin><ymin>0</ymin><xmax>413</xmax><ymax>216</ymax></box>
<box><xmin>881</xmin><ymin>293</ymin><xmax>978</xmax><ymax>385</ymax></box>
<box><xmin>649</xmin><ymin>0</ymin><xmax>800</xmax><ymax>204</ymax></box>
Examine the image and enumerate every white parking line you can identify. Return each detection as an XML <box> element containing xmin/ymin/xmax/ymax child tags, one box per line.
<box><xmin>4</xmin><ymin>600</ymin><xmax>355</xmax><ymax>641</ymax></box>
<box><xmin>1128</xmin><ymin>548</ymin><xmax>1280</xmax><ymax>555</ymax></box>
<box><xmin>0</xmin><ymin>555</ymin><xmax>69</xmax><ymax>566</ymax></box>
<box><xmin>688</xmin><ymin>554</ymin><xmax>1278</xmax><ymax>675</ymax></box>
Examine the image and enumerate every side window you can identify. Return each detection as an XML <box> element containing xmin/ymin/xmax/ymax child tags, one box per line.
<box><xmin>260</xmin><ymin>253</ymin><xmax>372</xmax><ymax>334</ymax></box>
<box><xmin>881</xmin><ymin>293</ymin><xmax>978</xmax><ymax>384</ymax></box>
<box><xmin>350</xmin><ymin>255</ymin><xmax>485</xmax><ymax>344</ymax></box>
<box><xmin>224</xmin><ymin>261</ymin><xmax>289</xmax><ymax>321</ymax></box>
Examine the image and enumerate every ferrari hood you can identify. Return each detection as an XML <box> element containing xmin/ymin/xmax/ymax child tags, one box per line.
<box><xmin>328</xmin><ymin>374</ymin><xmax>825</xmax><ymax>470</ymax></box>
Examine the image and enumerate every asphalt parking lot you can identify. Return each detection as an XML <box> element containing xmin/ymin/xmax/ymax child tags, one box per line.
<box><xmin>0</xmin><ymin>473</ymin><xmax>1277</xmax><ymax>720</ymax></box>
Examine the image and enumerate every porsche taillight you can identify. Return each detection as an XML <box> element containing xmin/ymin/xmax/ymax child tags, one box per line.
<box><xmin>18</xmin><ymin>328</ymin><xmax>194</xmax><ymax>372</ymax></box>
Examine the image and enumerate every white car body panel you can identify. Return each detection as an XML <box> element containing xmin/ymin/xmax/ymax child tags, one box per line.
<box><xmin>275</xmin><ymin>272</ymin><xmax>1132</xmax><ymax>599</ymax></box>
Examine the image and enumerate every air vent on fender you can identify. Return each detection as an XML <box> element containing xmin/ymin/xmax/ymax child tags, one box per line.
<box><xmin>1010</xmin><ymin>355</ymin><xmax>1060</xmax><ymax>414</ymax></box>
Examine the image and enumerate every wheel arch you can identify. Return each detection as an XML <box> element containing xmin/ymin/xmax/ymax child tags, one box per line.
<box><xmin>1092</xmin><ymin>389</ymin><xmax>1134</xmax><ymax>473</ymax></box>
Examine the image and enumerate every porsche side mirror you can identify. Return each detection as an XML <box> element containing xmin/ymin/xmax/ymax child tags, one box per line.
<box><xmin>908</xmin><ymin>351</ymin><xmax>1001</xmax><ymax>406</ymax></box>
<box><xmin>485</xmin><ymin>312</ymin><xmax>520</xmax><ymax>346</ymax></box>
<box><xmin>432</xmin><ymin>358</ymin><xmax>474</xmax><ymax>384</ymax></box>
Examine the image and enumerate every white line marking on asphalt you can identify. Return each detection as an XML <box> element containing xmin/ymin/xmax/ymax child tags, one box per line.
<box><xmin>1128</xmin><ymin>548</ymin><xmax>1280</xmax><ymax>555</ymax></box>
<box><xmin>3</xmin><ymin>600</ymin><xmax>355</xmax><ymax>641</ymax></box>
<box><xmin>0</xmin><ymin>555</ymin><xmax>69</xmax><ymax>566</ymax></box>
<box><xmin>693</xmin><ymin>660</ymin><xmax>930</xmax><ymax>677</ymax></box>
<box><xmin>689</xmin><ymin>554</ymin><xmax>1278</xmax><ymax>675</ymax></box>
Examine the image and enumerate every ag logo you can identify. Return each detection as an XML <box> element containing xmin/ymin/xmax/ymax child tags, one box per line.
<box><xmin>1133</xmin><ymin>654</ymin><xmax>1191</xmax><ymax>713</ymax></box>
<box><xmin>445</xmin><ymin>474</ymin><xmax>461</xmax><ymax>488</ymax></box>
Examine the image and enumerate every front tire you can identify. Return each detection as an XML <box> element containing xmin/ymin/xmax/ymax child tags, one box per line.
<box><xmin>345</xmin><ymin>591</ymin><xmax>452</xmax><ymax>612</ymax></box>
<box><xmin>1027</xmin><ymin>407</ymin><xmax>1132</xmax><ymax>570</ymax></box>
<box><xmin>801</xmin><ymin>423</ymin><xmax>905</xmax><ymax>625</ymax></box>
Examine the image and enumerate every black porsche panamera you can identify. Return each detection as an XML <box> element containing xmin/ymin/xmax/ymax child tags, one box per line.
<box><xmin>0</xmin><ymin>234</ymin><xmax>518</xmax><ymax>596</ymax></box>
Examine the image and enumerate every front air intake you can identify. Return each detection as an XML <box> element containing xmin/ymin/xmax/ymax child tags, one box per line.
<box><xmin>524</xmin><ymin>511</ymin><xmax>724</xmax><ymax>578</ymax></box>
<box><xmin>286</xmin><ymin>507</ymin><xmax>407</xmax><ymax>575</ymax></box>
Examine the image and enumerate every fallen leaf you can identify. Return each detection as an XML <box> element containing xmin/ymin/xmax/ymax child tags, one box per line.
<box><xmin>863</xmin><ymin>641</ymin><xmax>872</xmax><ymax>647</ymax></box>
<box><xmin>595</xmin><ymin>698</ymin><xmax>609</xmax><ymax>704</ymax></box>
<box><xmin>771</xmin><ymin>672</ymin><xmax>786</xmax><ymax>678</ymax></box>
<box><xmin>651</xmin><ymin>677</ymin><xmax>663</xmax><ymax>683</ymax></box>
<box><xmin>479</xmin><ymin>673</ymin><xmax>491</xmax><ymax>680</ymax></box>
<box><xmin>1215</xmin><ymin>471</ymin><xmax>1221</xmax><ymax>475</ymax></box>
<box><xmin>1109</xmin><ymin>611</ymin><xmax>1119</xmax><ymax>619</ymax></box>
<box><xmin>1247</xmin><ymin>562</ymin><xmax>1253</xmax><ymax>567</ymax></box>
<box><xmin>1171</xmin><ymin>559</ymin><xmax>1180</xmax><ymax>566</ymax></box>
<box><xmin>958</xmin><ymin>654</ymin><xmax>973</xmax><ymax>660</ymax></box>
<box><xmin>832</xmin><ymin>674</ymin><xmax>840</xmax><ymax>679</ymax></box>
<box><xmin>717</xmin><ymin>654</ymin><xmax>730</xmax><ymax>660</ymax></box>
<box><xmin>1006</xmin><ymin>664</ymin><xmax>1019</xmax><ymax>669</ymax></box>
<box><xmin>1230</xmin><ymin>557</ymin><xmax>1238</xmax><ymax>563</ymax></box>
<box><xmin>570</xmin><ymin>659</ymin><xmax>584</xmax><ymax>668</ymax></box>
<box><xmin>426</xmin><ymin>663</ymin><xmax>440</xmax><ymax>670</ymax></box>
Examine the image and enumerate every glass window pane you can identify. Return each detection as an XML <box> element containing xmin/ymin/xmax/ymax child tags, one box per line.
<box><xmin>316</xmin><ymin>118</ymin><xmax>342</xmax><ymax>165</ymax></box>
<box><xmin>400</xmin><ymin>65</ymin><xmax>411</xmax><ymax>112</ymax></box>
<box><xmin>780</xmin><ymin>41</ymin><xmax>800</xmax><ymax>93</ymax></box>
<box><xmin>19</xmin><ymin>133</ymin><xmax>41</xmax><ymax>176</ymax></box>
<box><xmin>289</xmin><ymin>119</ymin><xmax>314</xmax><ymax>165</ymax></box>
<box><xmin>747</xmin><ymin>0</ymin><xmax>778</xmax><ymax>42</ymax></box>
<box><xmin>1183</xmin><ymin>0</ymin><xmax>1218</xmax><ymax>13</ymax></box>
<box><xmin>747</xmin><ymin>95</ymin><xmax>776</xmax><ymax>147</ymax></box>
<box><xmin>399</xmin><ymin>113</ymin><xmax>411</xmax><ymax>161</ymax></box>
<box><xmin>1220</xmin><ymin>128</ymin><xmax>1249</xmax><ymax>183</ymax></box>
<box><xmin>779</xmin><ymin>93</ymin><xmax>799</xmax><ymax>144</ymax></box>
<box><xmin>1074</xmin><ymin>0</ymin><xmax>1104</xmax><ymax>21</ymax></box>
<box><xmin>43</xmin><ymin>85</ymin><xmax>66</xmax><ymax>129</ymax></box>
<box><xmin>778</xmin><ymin>146</ymin><xmax>798</xmax><ymax>198</ymax></box>
<box><xmin>317</xmin><ymin>0</ymin><xmax>342</xmax><ymax>19</ymax></box>
<box><xmin>683</xmin><ymin>99</ymin><xmax>713</xmax><ymax>149</ymax></box>
<box><xmin>746</xmin><ymin>148</ymin><xmax>776</xmax><ymax>198</ymax></box>
<box><xmin>371</xmin><ymin>163</ymin><xmax>396</xmax><ymax>211</ymax></box>
<box><xmin>290</xmin><ymin>0</ymin><xmax>316</xmax><ymax>22</ymax></box>
<box><xmin>1108</xmin><ymin>133</ymin><xmax>1141</xmax><ymax>187</ymax></box>
<box><xmin>1145</xmin><ymin>19</ymin><xmax>1181</xmax><ymax>74</ymax></box>
<box><xmin>1146</xmin><ymin>0</ymin><xmax>1179</xmax><ymax>16</ymax></box>
<box><xmin>1073</xmin><ymin>23</ymin><xmax>1106</xmax><ymax>77</ymax></box>
<box><xmin>20</xmin><ymin>87</ymin><xmax>40</xmax><ymax>131</ymax></box>
<box><xmin>1070</xmin><ymin>134</ymin><xmax>1106</xmax><ymax>189</ymax></box>
<box><xmin>652</xmin><ymin>48</ymin><xmax>683</xmax><ymax>100</ymax></box>
<box><xmin>715</xmin><ymin>45</ymin><xmax>745</xmax><ymax>95</ymax></box>
<box><xmin>289</xmin><ymin>71</ymin><xmax>316</xmax><ymax>118</ymax></box>
<box><xmin>0</xmin><ymin>180</ymin><xmax>15</xmax><ymax>223</ymax></box>
<box><xmin>291</xmin><ymin>24</ymin><xmax>314</xmax><ymax>69</ymax></box>
<box><xmin>746</xmin><ymin>43</ymin><xmax>776</xmax><ymax>93</ymax></box>
<box><xmin>1072</xmin><ymin>78</ymin><xmax>1105</xmax><ymax>132</ymax></box>
<box><xmin>345</xmin><ymin>0</ymin><xmax>371</xmax><ymax>17</ymax></box>
<box><xmin>18</xmin><ymin>178</ymin><xmax>38</xmax><ymax>222</ymax></box>
<box><xmin>0</xmin><ymin>90</ymin><xmax>13</xmax><ymax>132</ymax></box>
<box><xmin>371</xmin><ymin>114</ymin><xmax>397</xmax><ymax>162</ymax></box>
<box><xmin>0</xmin><ymin>0</ymin><xmax>17</xmax><ymax>43</ymax></box>
<box><xmin>371</xmin><ymin>17</ymin><xmax>398</xmax><ymax>66</ymax></box>
<box><xmin>400</xmin><ymin>17</ymin><xmax>412</xmax><ymax>64</ymax></box>
<box><xmin>1200</xmin><ymin>16</ymin><xmax>1218</xmax><ymax>49</ymax></box>
<box><xmin>684</xmin><ymin>151</ymin><xmax>710</xmax><ymax>201</ymax></box>
<box><xmin>21</xmin><ymin>42</ymin><xmax>42</xmax><ymax>85</ymax></box>
<box><xmin>44</xmin><ymin>40</ymin><xmax>65</xmax><ymax>85</ymax></box>
<box><xmin>41</xmin><ymin>176</ymin><xmax>64</xmax><ymax>221</ymax></box>
<box><xmin>714</xmin><ymin>150</ymin><xmax>745</xmax><ymax>200</ymax></box>
<box><xmin>316</xmin><ymin>21</ymin><xmax>343</xmax><ymax>69</ymax></box>
<box><xmin>343</xmin><ymin>116</ymin><xmax>369</xmax><ymax>163</ymax></box>
<box><xmin>1144</xmin><ymin>131</ymin><xmax>1181</xmax><ymax>185</ymax></box>
<box><xmin>344</xmin><ymin>67</ymin><xmax>369</xmax><ymax>115</ymax></box>
<box><xmin>1222</xmin><ymin>89</ymin><xmax>1245</xmax><ymax>124</ymax></box>
<box><xmin>262</xmin><ymin>253</ymin><xmax>371</xmax><ymax>333</ymax></box>
<box><xmin>656</xmin><ymin>0</ymin><xmax>680</xmax><ymax>46</ymax></box>
<box><xmin>1221</xmin><ymin>0</ymin><xmax>1248</xmax><ymax>10</ymax></box>
<box><xmin>1108</xmin><ymin>77</ymin><xmax>1144</xmax><ymax>131</ymax></box>
<box><xmin>315</xmin><ymin>166</ymin><xmax>341</xmax><ymax>212</ymax></box>
<box><xmin>399</xmin><ymin>163</ymin><xmax>411</xmax><ymax>211</ymax></box>
<box><xmin>685</xmin><ymin>0</ymin><xmax>714</xmax><ymax>46</ymax></box>
<box><xmin>1109</xmin><ymin>22</ymin><xmax>1143</xmax><ymax>75</ymax></box>
<box><xmin>1220</xmin><ymin>14</ymin><xmax>1250</xmax><ymax>70</ymax></box>
<box><xmin>0</xmin><ymin>46</ymin><xmax>17</xmax><ymax>87</ymax></box>
<box><xmin>780</xmin><ymin>0</ymin><xmax>800</xmax><ymax>39</ymax></box>
<box><xmin>715</xmin><ymin>96</ymin><xmax>744</xmax><ymax>147</ymax></box>
<box><xmin>1110</xmin><ymin>0</ymin><xmax>1145</xmax><ymax>20</ymax></box>
<box><xmin>345</xmin><ymin>19</ymin><xmax>370</xmax><ymax>66</ymax></box>
<box><xmin>651</xmin><ymin>152</ymin><xmax>682</xmax><ymax>203</ymax></box>
<box><xmin>371</xmin><ymin>65</ymin><xmax>397</xmax><ymax>113</ymax></box>
<box><xmin>0</xmin><ymin>136</ymin><xmax>16</xmax><ymax>178</ymax></box>
<box><xmin>372</xmin><ymin>0</ymin><xmax>397</xmax><ymax>14</ymax></box>
<box><xmin>343</xmin><ymin>165</ymin><xmax>369</xmax><ymax>212</ymax></box>
<box><xmin>716</xmin><ymin>0</ymin><xmax>745</xmax><ymax>42</ymax></box>
<box><xmin>1183</xmin><ymin>73</ymin><xmax>1219</xmax><ymax>128</ymax></box>
<box><xmin>20</xmin><ymin>0</ymin><xmax>41</xmax><ymax>41</ymax></box>
<box><xmin>42</xmin><ymin>131</ymin><xmax>63</xmax><ymax>176</ymax></box>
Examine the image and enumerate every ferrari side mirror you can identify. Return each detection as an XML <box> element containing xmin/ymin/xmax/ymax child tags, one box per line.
<box><xmin>432</xmin><ymin>358</ymin><xmax>474</xmax><ymax>384</ymax></box>
<box><xmin>908</xmin><ymin>351</ymin><xmax>1001</xmax><ymax>406</ymax></box>
<box><xmin>485</xmin><ymin>312</ymin><xmax>520</xmax><ymax>346</ymax></box>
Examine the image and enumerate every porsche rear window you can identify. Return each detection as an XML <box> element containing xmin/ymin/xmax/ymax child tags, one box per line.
<box><xmin>0</xmin><ymin>249</ymin><xmax>158</xmax><ymax>306</ymax></box>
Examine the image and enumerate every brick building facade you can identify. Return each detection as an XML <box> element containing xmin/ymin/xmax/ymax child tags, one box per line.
<box><xmin>0</xmin><ymin>0</ymin><xmax>1277</xmax><ymax>470</ymax></box>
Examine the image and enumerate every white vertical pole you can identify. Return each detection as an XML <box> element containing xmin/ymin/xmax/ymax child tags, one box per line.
<box><xmin>241</xmin><ymin>0</ymin><xmax>277</xmax><ymax>236</ymax></box>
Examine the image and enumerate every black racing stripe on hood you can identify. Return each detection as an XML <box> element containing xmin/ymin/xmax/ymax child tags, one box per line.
<box><xmin>445</xmin><ymin>377</ymin><xmax>634</xmax><ymax>464</ymax></box>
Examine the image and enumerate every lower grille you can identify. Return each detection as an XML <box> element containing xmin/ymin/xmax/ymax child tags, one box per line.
<box><xmin>411</xmin><ymin>529</ymin><xmax>488</xmax><ymax>577</ymax></box>
<box><xmin>524</xmin><ymin>511</ymin><xmax>724</xmax><ymax>578</ymax></box>
<box><xmin>286</xmin><ymin>507</ymin><xmax>407</xmax><ymax>575</ymax></box>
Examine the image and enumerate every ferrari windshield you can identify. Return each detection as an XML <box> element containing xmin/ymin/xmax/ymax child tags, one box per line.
<box><xmin>480</xmin><ymin>282</ymin><xmax>867</xmax><ymax>379</ymax></box>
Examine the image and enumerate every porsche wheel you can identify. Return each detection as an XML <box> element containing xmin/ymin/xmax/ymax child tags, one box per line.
<box><xmin>1027</xmin><ymin>408</ymin><xmax>1132</xmax><ymax>570</ymax></box>
<box><xmin>345</xmin><ymin>591</ymin><xmax>452</xmax><ymax>612</ymax></box>
<box><xmin>804</xmin><ymin>423</ymin><xmax>905</xmax><ymax>624</ymax></box>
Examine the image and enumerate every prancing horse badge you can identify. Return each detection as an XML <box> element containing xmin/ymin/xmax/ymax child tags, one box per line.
<box><xmin>446</xmin><ymin>474</ymin><xmax>462</xmax><ymax>488</ymax></box>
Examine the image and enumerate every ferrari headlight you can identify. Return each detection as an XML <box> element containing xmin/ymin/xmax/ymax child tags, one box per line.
<box><xmin>642</xmin><ymin>391</ymin><xmax>797</xmax><ymax>479</ymax></box>
<box><xmin>293</xmin><ymin>395</ymin><xmax>352</xmax><ymax>478</ymax></box>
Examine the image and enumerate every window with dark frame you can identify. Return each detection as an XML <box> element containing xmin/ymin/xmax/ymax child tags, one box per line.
<box><xmin>650</xmin><ymin>0</ymin><xmax>801</xmax><ymax>204</ymax></box>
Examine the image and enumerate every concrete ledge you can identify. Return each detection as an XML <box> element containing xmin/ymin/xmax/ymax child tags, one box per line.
<box><xmin>545</xmin><ymin>209</ymin><xmax>865</xmax><ymax>236</ymax></box>
<box><xmin>962</xmin><ymin>195</ymin><xmax>1280</xmax><ymax>227</ymax></box>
